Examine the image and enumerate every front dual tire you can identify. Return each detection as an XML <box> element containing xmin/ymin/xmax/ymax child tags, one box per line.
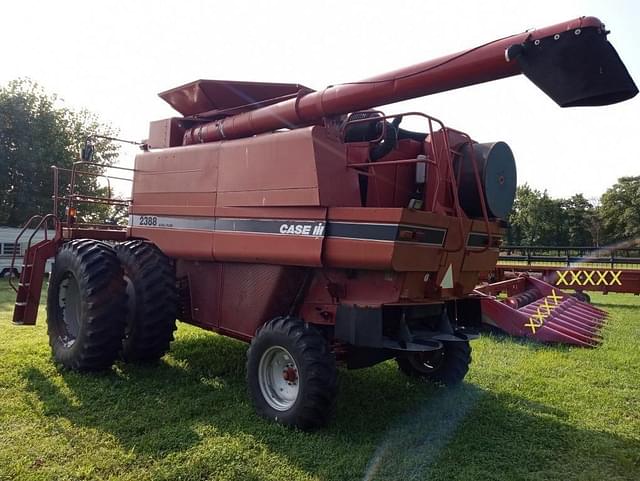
<box><xmin>46</xmin><ymin>239</ymin><xmax>177</xmax><ymax>371</ymax></box>
<box><xmin>46</xmin><ymin>239</ymin><xmax>127</xmax><ymax>371</ymax></box>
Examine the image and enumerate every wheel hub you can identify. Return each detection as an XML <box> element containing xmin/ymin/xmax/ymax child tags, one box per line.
<box><xmin>258</xmin><ymin>346</ymin><xmax>300</xmax><ymax>411</ymax></box>
<box><xmin>410</xmin><ymin>349</ymin><xmax>445</xmax><ymax>373</ymax></box>
<box><xmin>283</xmin><ymin>366</ymin><xmax>298</xmax><ymax>383</ymax></box>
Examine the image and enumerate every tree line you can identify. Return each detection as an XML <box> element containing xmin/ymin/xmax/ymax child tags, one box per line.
<box><xmin>0</xmin><ymin>79</ymin><xmax>119</xmax><ymax>226</ymax></box>
<box><xmin>506</xmin><ymin>179</ymin><xmax>640</xmax><ymax>247</ymax></box>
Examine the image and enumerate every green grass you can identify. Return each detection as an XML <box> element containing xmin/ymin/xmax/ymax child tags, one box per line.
<box><xmin>1</xmin><ymin>279</ymin><xmax>638</xmax><ymax>481</ymax></box>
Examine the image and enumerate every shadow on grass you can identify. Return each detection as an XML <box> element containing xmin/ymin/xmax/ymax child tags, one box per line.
<box><xmin>21</xmin><ymin>332</ymin><xmax>640</xmax><ymax>481</ymax></box>
<box><xmin>479</xmin><ymin>328</ymin><xmax>576</xmax><ymax>353</ymax></box>
<box><xmin>20</xmin><ymin>333</ymin><xmax>436</xmax><ymax>476</ymax></box>
<box><xmin>593</xmin><ymin>302</ymin><xmax>640</xmax><ymax>310</ymax></box>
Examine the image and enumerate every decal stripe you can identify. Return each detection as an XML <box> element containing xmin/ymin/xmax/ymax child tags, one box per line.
<box><xmin>326</xmin><ymin>221</ymin><xmax>446</xmax><ymax>246</ymax></box>
<box><xmin>399</xmin><ymin>225</ymin><xmax>447</xmax><ymax>246</ymax></box>
<box><xmin>130</xmin><ymin>215</ymin><xmax>325</xmax><ymax>236</ymax></box>
<box><xmin>130</xmin><ymin>215</ymin><xmax>214</xmax><ymax>231</ymax></box>
<box><xmin>130</xmin><ymin>214</ymin><xmax>448</xmax><ymax>245</ymax></box>
<box><xmin>467</xmin><ymin>232</ymin><xmax>502</xmax><ymax>249</ymax></box>
<box><xmin>215</xmin><ymin>218</ymin><xmax>324</xmax><ymax>235</ymax></box>
<box><xmin>467</xmin><ymin>232</ymin><xmax>488</xmax><ymax>248</ymax></box>
<box><xmin>326</xmin><ymin>222</ymin><xmax>398</xmax><ymax>242</ymax></box>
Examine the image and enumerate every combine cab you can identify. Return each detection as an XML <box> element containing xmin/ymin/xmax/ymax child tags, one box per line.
<box><xmin>10</xmin><ymin>16</ymin><xmax>636</xmax><ymax>429</ymax></box>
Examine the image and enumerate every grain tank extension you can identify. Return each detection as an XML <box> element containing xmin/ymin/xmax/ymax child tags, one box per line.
<box><xmin>11</xmin><ymin>16</ymin><xmax>636</xmax><ymax>429</ymax></box>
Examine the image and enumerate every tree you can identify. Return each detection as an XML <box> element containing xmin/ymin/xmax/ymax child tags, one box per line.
<box><xmin>0</xmin><ymin>79</ymin><xmax>119</xmax><ymax>226</ymax></box>
<box><xmin>507</xmin><ymin>186</ymin><xmax>596</xmax><ymax>247</ymax></box>
<box><xmin>507</xmin><ymin>184</ymin><xmax>567</xmax><ymax>246</ymax></box>
<box><xmin>561</xmin><ymin>194</ymin><xmax>595</xmax><ymax>246</ymax></box>
<box><xmin>599</xmin><ymin>176</ymin><xmax>640</xmax><ymax>244</ymax></box>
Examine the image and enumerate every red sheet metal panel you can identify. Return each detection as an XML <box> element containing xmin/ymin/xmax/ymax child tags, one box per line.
<box><xmin>159</xmin><ymin>79</ymin><xmax>311</xmax><ymax>117</ymax></box>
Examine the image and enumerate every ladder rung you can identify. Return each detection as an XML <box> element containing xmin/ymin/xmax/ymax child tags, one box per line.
<box><xmin>15</xmin><ymin>302</ymin><xmax>27</xmax><ymax>307</ymax></box>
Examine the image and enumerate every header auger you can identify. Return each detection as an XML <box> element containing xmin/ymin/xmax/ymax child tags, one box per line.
<box><xmin>11</xmin><ymin>16</ymin><xmax>636</xmax><ymax>429</ymax></box>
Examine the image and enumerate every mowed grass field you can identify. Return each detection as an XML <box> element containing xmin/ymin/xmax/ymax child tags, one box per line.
<box><xmin>0</xmin><ymin>279</ymin><xmax>638</xmax><ymax>481</ymax></box>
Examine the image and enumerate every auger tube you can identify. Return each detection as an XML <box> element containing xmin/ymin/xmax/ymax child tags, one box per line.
<box><xmin>182</xmin><ymin>16</ymin><xmax>637</xmax><ymax>145</ymax></box>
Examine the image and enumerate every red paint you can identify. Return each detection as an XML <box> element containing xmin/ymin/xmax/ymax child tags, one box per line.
<box><xmin>181</xmin><ymin>17</ymin><xmax>604</xmax><ymax>145</ymax></box>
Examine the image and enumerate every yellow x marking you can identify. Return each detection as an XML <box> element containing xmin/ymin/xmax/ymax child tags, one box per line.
<box><xmin>596</xmin><ymin>271</ymin><xmax>608</xmax><ymax>285</ymax></box>
<box><xmin>556</xmin><ymin>271</ymin><xmax>570</xmax><ymax>285</ymax></box>
<box><xmin>570</xmin><ymin>270</ymin><xmax>583</xmax><ymax>286</ymax></box>
<box><xmin>541</xmin><ymin>297</ymin><xmax>559</xmax><ymax>316</ymax></box>
<box><xmin>524</xmin><ymin>317</ymin><xmax>543</xmax><ymax>334</ymax></box>
<box><xmin>610</xmin><ymin>271</ymin><xmax>622</xmax><ymax>286</ymax></box>
<box><xmin>531</xmin><ymin>308</ymin><xmax>546</xmax><ymax>323</ymax></box>
<box><xmin>523</xmin><ymin>291</ymin><xmax>565</xmax><ymax>334</ymax></box>
<box><xmin>548</xmin><ymin>289</ymin><xmax>562</xmax><ymax>305</ymax></box>
<box><xmin>582</xmin><ymin>270</ymin><xmax>595</xmax><ymax>285</ymax></box>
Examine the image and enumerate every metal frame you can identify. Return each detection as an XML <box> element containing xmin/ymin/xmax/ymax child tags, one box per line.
<box><xmin>499</xmin><ymin>245</ymin><xmax>640</xmax><ymax>268</ymax></box>
<box><xmin>8</xmin><ymin>214</ymin><xmax>59</xmax><ymax>293</ymax></box>
<box><xmin>52</xmin><ymin>161</ymin><xmax>135</xmax><ymax>229</ymax></box>
<box><xmin>343</xmin><ymin>111</ymin><xmax>493</xmax><ymax>253</ymax></box>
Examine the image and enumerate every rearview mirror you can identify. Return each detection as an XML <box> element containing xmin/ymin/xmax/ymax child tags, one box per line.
<box><xmin>81</xmin><ymin>140</ymin><xmax>94</xmax><ymax>162</ymax></box>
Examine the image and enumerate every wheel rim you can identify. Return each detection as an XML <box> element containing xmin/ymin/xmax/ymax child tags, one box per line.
<box><xmin>58</xmin><ymin>273</ymin><xmax>82</xmax><ymax>348</ymax></box>
<box><xmin>409</xmin><ymin>349</ymin><xmax>446</xmax><ymax>373</ymax></box>
<box><xmin>258</xmin><ymin>346</ymin><xmax>300</xmax><ymax>411</ymax></box>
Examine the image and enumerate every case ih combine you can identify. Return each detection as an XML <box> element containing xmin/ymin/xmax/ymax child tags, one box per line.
<box><xmin>10</xmin><ymin>16</ymin><xmax>636</xmax><ymax>429</ymax></box>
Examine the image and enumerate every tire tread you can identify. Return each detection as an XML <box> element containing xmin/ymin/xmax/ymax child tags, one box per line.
<box><xmin>247</xmin><ymin>317</ymin><xmax>337</xmax><ymax>430</ymax></box>
<box><xmin>114</xmin><ymin>240</ymin><xmax>177</xmax><ymax>362</ymax></box>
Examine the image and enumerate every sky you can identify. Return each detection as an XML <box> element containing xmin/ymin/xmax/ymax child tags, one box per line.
<box><xmin>1</xmin><ymin>0</ymin><xmax>638</xmax><ymax>200</ymax></box>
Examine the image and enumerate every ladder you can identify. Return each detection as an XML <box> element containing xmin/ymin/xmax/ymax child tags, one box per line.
<box><xmin>9</xmin><ymin>214</ymin><xmax>60</xmax><ymax>326</ymax></box>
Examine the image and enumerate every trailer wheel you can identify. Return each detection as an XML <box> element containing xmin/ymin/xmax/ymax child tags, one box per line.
<box><xmin>247</xmin><ymin>317</ymin><xmax>337</xmax><ymax>430</ymax></box>
<box><xmin>114</xmin><ymin>241</ymin><xmax>177</xmax><ymax>362</ymax></box>
<box><xmin>572</xmin><ymin>291</ymin><xmax>591</xmax><ymax>303</ymax></box>
<box><xmin>396</xmin><ymin>341</ymin><xmax>471</xmax><ymax>386</ymax></box>
<box><xmin>46</xmin><ymin>239</ymin><xmax>127</xmax><ymax>371</ymax></box>
<box><xmin>1</xmin><ymin>267</ymin><xmax>19</xmax><ymax>278</ymax></box>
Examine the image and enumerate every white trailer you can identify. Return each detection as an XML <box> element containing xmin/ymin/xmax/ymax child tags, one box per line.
<box><xmin>0</xmin><ymin>227</ymin><xmax>55</xmax><ymax>277</ymax></box>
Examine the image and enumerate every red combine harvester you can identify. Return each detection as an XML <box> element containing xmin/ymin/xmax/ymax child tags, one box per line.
<box><xmin>10</xmin><ymin>17</ymin><xmax>637</xmax><ymax>428</ymax></box>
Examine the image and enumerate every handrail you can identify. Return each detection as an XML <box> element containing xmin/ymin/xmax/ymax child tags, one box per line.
<box><xmin>340</xmin><ymin>110</ymin><xmax>388</xmax><ymax>144</ymax></box>
<box><xmin>444</xmin><ymin>127</ymin><xmax>493</xmax><ymax>253</ymax></box>
<box><xmin>345</xmin><ymin>111</ymin><xmax>493</xmax><ymax>253</ymax></box>
<box><xmin>499</xmin><ymin>245</ymin><xmax>640</xmax><ymax>267</ymax></box>
<box><xmin>8</xmin><ymin>214</ymin><xmax>59</xmax><ymax>293</ymax></box>
<box><xmin>52</xmin><ymin>161</ymin><xmax>135</xmax><ymax>228</ymax></box>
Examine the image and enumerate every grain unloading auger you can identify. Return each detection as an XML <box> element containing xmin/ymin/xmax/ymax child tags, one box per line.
<box><xmin>11</xmin><ymin>16</ymin><xmax>636</xmax><ymax>429</ymax></box>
